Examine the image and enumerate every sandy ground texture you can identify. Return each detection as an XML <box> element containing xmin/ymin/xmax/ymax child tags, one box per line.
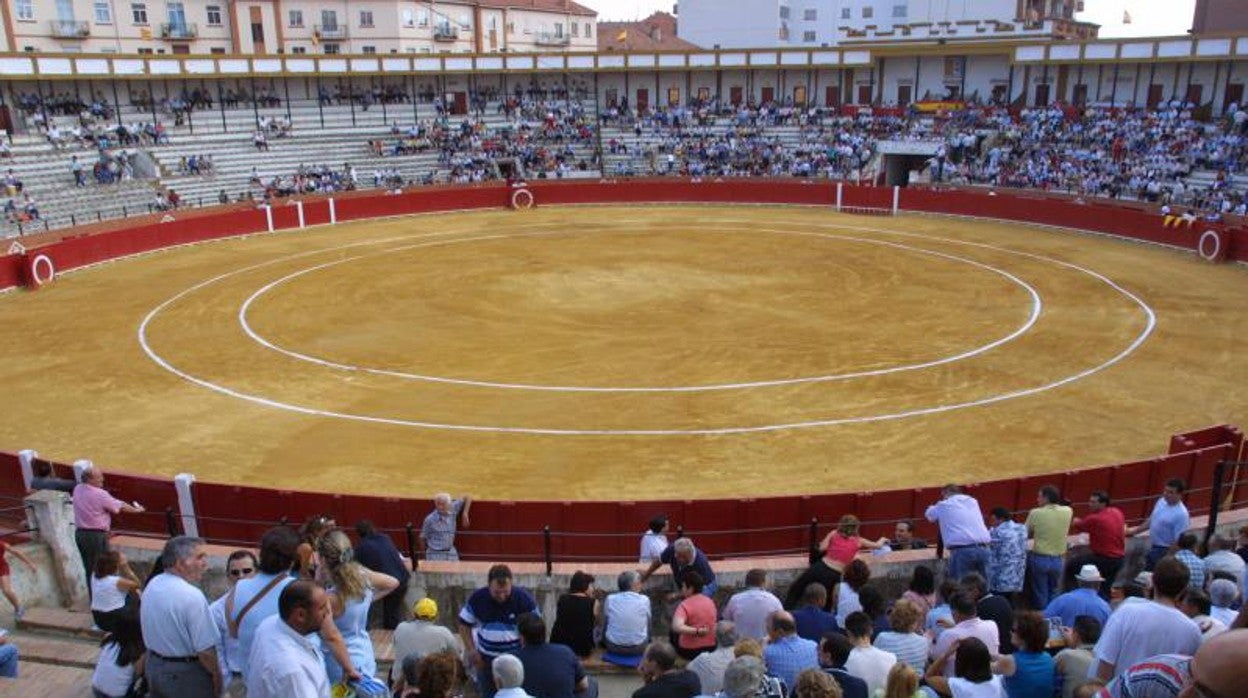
<box><xmin>0</xmin><ymin>205</ymin><xmax>1244</xmax><ymax>500</ymax></box>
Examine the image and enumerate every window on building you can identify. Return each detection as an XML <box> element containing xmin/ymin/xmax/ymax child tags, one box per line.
<box><xmin>458</xmin><ymin>13</ymin><xmax>470</xmax><ymax>29</ymax></box>
<box><xmin>417</xmin><ymin>9</ymin><xmax>428</xmax><ymax>26</ymax></box>
<box><xmin>804</xmin><ymin>8</ymin><xmax>816</xmax><ymax>20</ymax></box>
<box><xmin>402</xmin><ymin>9</ymin><xmax>414</xmax><ymax>27</ymax></box>
<box><xmin>291</xmin><ymin>45</ymin><xmax>306</xmax><ymax>53</ymax></box>
<box><xmin>892</xmin><ymin>4</ymin><xmax>907</xmax><ymax>17</ymax></box>
<box><xmin>288</xmin><ymin>10</ymin><xmax>302</xmax><ymax>27</ymax></box>
<box><xmin>94</xmin><ymin>0</ymin><xmax>111</xmax><ymax>23</ymax></box>
<box><xmin>841</xmin><ymin>7</ymin><xmax>850</xmax><ymax>19</ymax></box>
<box><xmin>321</xmin><ymin>10</ymin><xmax>337</xmax><ymax>29</ymax></box>
<box><xmin>359</xmin><ymin>10</ymin><xmax>373</xmax><ymax>27</ymax></box>
<box><xmin>803</xmin><ymin>30</ymin><xmax>816</xmax><ymax>41</ymax></box>
<box><xmin>585</xmin><ymin>22</ymin><xmax>590</xmax><ymax>37</ymax></box>
<box><xmin>14</xmin><ymin>0</ymin><xmax>32</xmax><ymax>20</ymax></box>
<box><xmin>361</xmin><ymin>45</ymin><xmax>376</xmax><ymax>53</ymax></box>
<box><xmin>206</xmin><ymin>4</ymin><xmax>221</xmax><ymax>25</ymax></box>
<box><xmin>131</xmin><ymin>2</ymin><xmax>147</xmax><ymax>24</ymax></box>
<box><xmin>210</xmin><ymin>46</ymin><xmax>225</xmax><ymax>53</ymax></box>
<box><xmin>778</xmin><ymin>24</ymin><xmax>788</xmax><ymax>40</ymax></box>
<box><xmin>137</xmin><ymin>47</ymin><xmax>153</xmax><ymax>53</ymax></box>
<box><xmin>571</xmin><ymin>22</ymin><xmax>578</xmax><ymax>36</ymax></box>
<box><xmin>779</xmin><ymin>6</ymin><xmax>790</xmax><ymax>19</ymax></box>
<box><xmin>323</xmin><ymin>42</ymin><xmax>340</xmax><ymax>54</ymax></box>
<box><xmin>862</xmin><ymin>7</ymin><xmax>873</xmax><ymax>18</ymax></box>
<box><xmin>555</xmin><ymin>22</ymin><xmax>563</xmax><ymax>37</ymax></box>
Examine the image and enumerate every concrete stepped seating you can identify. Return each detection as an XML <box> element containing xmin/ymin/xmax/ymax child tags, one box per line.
<box><xmin>0</xmin><ymin>661</ymin><xmax>97</xmax><ymax>697</ymax></box>
<box><xmin>8</xmin><ymin>631</ymin><xmax>101</xmax><ymax>669</ymax></box>
<box><xmin>16</xmin><ymin>607</ymin><xmax>104</xmax><ymax>641</ymax></box>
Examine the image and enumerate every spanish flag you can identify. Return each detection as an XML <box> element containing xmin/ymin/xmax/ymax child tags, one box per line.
<box><xmin>616</xmin><ymin>29</ymin><xmax>628</xmax><ymax>42</ymax></box>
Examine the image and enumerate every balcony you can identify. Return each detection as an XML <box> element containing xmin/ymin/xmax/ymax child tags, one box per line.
<box><xmin>314</xmin><ymin>24</ymin><xmax>348</xmax><ymax>40</ymax></box>
<box><xmin>49</xmin><ymin>20</ymin><xmax>90</xmax><ymax>39</ymax></box>
<box><xmin>534</xmin><ymin>32</ymin><xmax>570</xmax><ymax>46</ymax></box>
<box><xmin>433</xmin><ymin>25</ymin><xmax>459</xmax><ymax>41</ymax></box>
<box><xmin>160</xmin><ymin>22</ymin><xmax>198</xmax><ymax>39</ymax></box>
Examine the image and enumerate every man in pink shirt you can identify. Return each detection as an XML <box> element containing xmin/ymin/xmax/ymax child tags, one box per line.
<box><xmin>72</xmin><ymin>467</ymin><xmax>144</xmax><ymax>594</ymax></box>
<box><xmin>929</xmin><ymin>590</ymin><xmax>999</xmax><ymax>676</ymax></box>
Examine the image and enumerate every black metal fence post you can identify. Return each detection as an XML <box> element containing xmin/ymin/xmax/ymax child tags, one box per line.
<box><xmin>1204</xmin><ymin>460</ymin><xmax>1236</xmax><ymax>551</ymax></box>
<box><xmin>165</xmin><ymin>507</ymin><xmax>178</xmax><ymax>537</ymax></box>
<box><xmin>544</xmin><ymin>526</ymin><xmax>552</xmax><ymax>576</ymax></box>
<box><xmin>406</xmin><ymin>522</ymin><xmax>419</xmax><ymax>572</ymax></box>
<box><xmin>807</xmin><ymin>517</ymin><xmax>819</xmax><ymax>562</ymax></box>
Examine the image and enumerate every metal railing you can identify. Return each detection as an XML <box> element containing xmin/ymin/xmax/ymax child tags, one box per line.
<box><xmin>160</xmin><ymin>22</ymin><xmax>198</xmax><ymax>39</ymax></box>
<box><xmin>535</xmin><ymin>32</ymin><xmax>571</xmax><ymax>47</ymax></box>
<box><xmin>433</xmin><ymin>25</ymin><xmax>459</xmax><ymax>41</ymax></box>
<box><xmin>314</xmin><ymin>24</ymin><xmax>348</xmax><ymax>40</ymax></box>
<box><xmin>49</xmin><ymin>20</ymin><xmax>90</xmax><ymax>39</ymax></box>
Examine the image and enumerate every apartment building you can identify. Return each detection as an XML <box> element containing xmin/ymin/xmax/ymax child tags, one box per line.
<box><xmin>0</xmin><ymin>0</ymin><xmax>597</xmax><ymax>54</ymax></box>
<box><xmin>676</xmin><ymin>0</ymin><xmax>1096</xmax><ymax>48</ymax></box>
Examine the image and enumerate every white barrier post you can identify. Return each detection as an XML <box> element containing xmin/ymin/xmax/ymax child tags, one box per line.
<box><xmin>892</xmin><ymin>186</ymin><xmax>900</xmax><ymax>215</ymax></box>
<box><xmin>296</xmin><ymin>200</ymin><xmax>305</xmax><ymax>229</ymax></box>
<box><xmin>264</xmin><ymin>204</ymin><xmax>274</xmax><ymax>233</ymax></box>
<box><xmin>836</xmin><ymin>182</ymin><xmax>843</xmax><ymax>212</ymax></box>
<box><xmin>72</xmin><ymin>459</ymin><xmax>93</xmax><ymax>482</ymax></box>
<box><xmin>17</xmin><ymin>449</ymin><xmax>36</xmax><ymax>490</ymax></box>
<box><xmin>173</xmin><ymin>473</ymin><xmax>199</xmax><ymax>538</ymax></box>
<box><xmin>329</xmin><ymin>197</ymin><xmax>337</xmax><ymax>224</ymax></box>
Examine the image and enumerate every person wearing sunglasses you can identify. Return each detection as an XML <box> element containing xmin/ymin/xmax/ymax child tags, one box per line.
<box><xmin>209</xmin><ymin>550</ymin><xmax>258</xmax><ymax>697</ymax></box>
<box><xmin>1096</xmin><ymin>628</ymin><xmax>1247</xmax><ymax>698</ymax></box>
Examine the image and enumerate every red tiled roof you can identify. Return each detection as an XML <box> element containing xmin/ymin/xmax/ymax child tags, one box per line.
<box><xmin>598</xmin><ymin>12</ymin><xmax>701</xmax><ymax>51</ymax></box>
<box><xmin>471</xmin><ymin>0</ymin><xmax>598</xmax><ymax>17</ymax></box>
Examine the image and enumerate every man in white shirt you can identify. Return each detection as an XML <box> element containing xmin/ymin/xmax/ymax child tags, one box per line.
<box><xmin>603</xmin><ymin>570</ymin><xmax>651</xmax><ymax>656</ymax></box>
<box><xmin>1094</xmin><ymin>556</ymin><xmax>1202</xmax><ymax>681</ymax></box>
<box><xmin>246</xmin><ymin>580</ymin><xmax>332</xmax><ymax>698</ymax></box>
<box><xmin>639</xmin><ymin>516</ymin><xmax>669</xmax><ymax>563</ymax></box>
<box><xmin>492</xmin><ymin>654</ymin><xmax>534</xmax><ymax>698</ymax></box>
<box><xmin>722</xmin><ymin>569</ymin><xmax>783</xmax><ymax>640</ymax></box>
<box><xmin>140</xmin><ymin>536</ymin><xmax>222</xmax><ymax>697</ymax></box>
<box><xmin>209</xmin><ymin>550</ymin><xmax>257</xmax><ymax>696</ymax></box>
<box><xmin>842</xmin><ymin>611</ymin><xmax>897</xmax><ymax>696</ymax></box>
<box><xmin>930</xmin><ymin>590</ymin><xmax>998</xmax><ymax>677</ymax></box>
<box><xmin>687</xmin><ymin>621</ymin><xmax>737</xmax><ymax>695</ymax></box>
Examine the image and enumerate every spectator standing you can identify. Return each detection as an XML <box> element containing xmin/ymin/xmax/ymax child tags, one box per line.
<box><xmin>1024</xmin><ymin>485</ymin><xmax>1072</xmax><ymax>609</ymax></box>
<box><xmin>792</xmin><ymin>583</ymin><xmax>839</xmax><ymax>642</ymax></box>
<box><xmin>72</xmin><ymin>466</ymin><xmax>144</xmax><ymax>595</ymax></box>
<box><xmin>722</xmin><ymin>568</ymin><xmax>783</xmax><ymax>641</ymax></box>
<box><xmin>90</xmin><ymin>550</ymin><xmax>141</xmax><ymax>634</ymax></box>
<box><xmin>763</xmin><ymin>610</ymin><xmax>820</xmax><ymax>691</ymax></box>
<box><xmin>459</xmin><ymin>564</ymin><xmax>539</xmax><ymax>698</ymax></box>
<box><xmin>1052</xmin><ymin>616</ymin><xmax>1100</xmax><ymax>698</ymax></box>
<box><xmin>91</xmin><ymin>608</ymin><xmax>145</xmax><ymax>698</ymax></box>
<box><xmin>634</xmin><ymin>641</ymin><xmax>700</xmax><ymax>698</ymax></box>
<box><xmin>925</xmin><ymin>485</ymin><xmax>992</xmax><ymax>581</ymax></box>
<box><xmin>390</xmin><ymin>597</ymin><xmax>463</xmax><ymax>684</ymax></box>
<box><xmin>140</xmin><ymin>536</ymin><xmax>222</xmax><ymax>697</ymax></box>
<box><xmin>1044</xmin><ymin>565</ymin><xmax>1111</xmax><ymax>628</ymax></box>
<box><xmin>0</xmin><ymin>538</ymin><xmax>36</xmax><ymax>620</ymax></box>
<box><xmin>986</xmin><ymin>507</ymin><xmax>1027</xmax><ymax>600</ymax></box>
<box><xmin>603</xmin><ymin>570</ymin><xmax>651</xmax><ymax>656</ymax></box>
<box><xmin>246</xmin><ymin>581</ymin><xmax>333</xmax><ymax>698</ymax></box>
<box><xmin>1071</xmin><ymin>490</ymin><xmax>1126</xmax><ymax>599</ymax></box>
<box><xmin>687</xmin><ymin>621</ymin><xmax>737</xmax><ymax>695</ymax></box>
<box><xmin>640</xmin><ymin>516</ymin><xmax>670</xmax><ymax>563</ymax></box>
<box><xmin>353</xmin><ymin>520</ymin><xmax>411</xmax><ymax>630</ymax></box>
<box><xmin>317</xmin><ymin>529</ymin><xmax>399</xmax><ymax>683</ymax></box>
<box><xmin>208</xmin><ymin>549</ymin><xmax>257</xmax><ymax>696</ymax></box>
<box><xmin>1093</xmin><ymin>556</ymin><xmax>1202</xmax><ymax>681</ymax></box>
<box><xmin>421</xmin><ymin>493</ymin><xmax>472</xmax><ymax>562</ymax></box>
<box><xmin>842</xmin><ymin>611</ymin><xmax>897</xmax><ymax>695</ymax></box>
<box><xmin>1126</xmin><ymin>478</ymin><xmax>1190</xmax><ymax>571</ymax></box>
<box><xmin>641</xmin><ymin>537</ymin><xmax>717</xmax><ymax>596</ymax></box>
<box><xmin>513</xmin><ymin>613</ymin><xmax>597</xmax><ymax>698</ymax></box>
<box><xmin>550</xmin><ymin>570</ymin><xmax>599</xmax><ymax>658</ymax></box>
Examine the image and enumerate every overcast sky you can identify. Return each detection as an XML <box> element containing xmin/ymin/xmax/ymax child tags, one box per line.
<box><xmin>578</xmin><ymin>0</ymin><xmax>1198</xmax><ymax>38</ymax></box>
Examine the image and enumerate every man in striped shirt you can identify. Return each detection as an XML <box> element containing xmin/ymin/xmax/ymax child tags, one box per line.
<box><xmin>459</xmin><ymin>564</ymin><xmax>538</xmax><ymax>698</ymax></box>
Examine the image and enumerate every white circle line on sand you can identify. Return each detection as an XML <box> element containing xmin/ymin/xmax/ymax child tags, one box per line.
<box><xmin>137</xmin><ymin>216</ymin><xmax>1156</xmax><ymax>435</ymax></box>
<box><xmin>235</xmin><ymin>229</ymin><xmax>1043</xmax><ymax>392</ymax></box>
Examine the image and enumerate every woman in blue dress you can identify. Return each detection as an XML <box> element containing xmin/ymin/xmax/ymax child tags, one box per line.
<box><xmin>317</xmin><ymin>530</ymin><xmax>400</xmax><ymax>683</ymax></box>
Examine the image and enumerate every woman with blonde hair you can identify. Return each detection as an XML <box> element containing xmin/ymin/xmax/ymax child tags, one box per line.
<box><xmin>316</xmin><ymin>529</ymin><xmax>400</xmax><ymax>683</ymax></box>
<box><xmin>793</xmin><ymin>668</ymin><xmax>843</xmax><ymax>698</ymax></box>
<box><xmin>786</xmin><ymin>514</ymin><xmax>887</xmax><ymax>610</ymax></box>
<box><xmin>878</xmin><ymin>663</ymin><xmax>923</xmax><ymax>698</ymax></box>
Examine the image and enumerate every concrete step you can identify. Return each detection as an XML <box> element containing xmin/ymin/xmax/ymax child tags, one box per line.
<box><xmin>0</xmin><ymin>660</ymin><xmax>95</xmax><ymax>697</ymax></box>
<box><xmin>8</xmin><ymin>630</ymin><xmax>101</xmax><ymax>669</ymax></box>
<box><xmin>16</xmin><ymin>607</ymin><xmax>104</xmax><ymax>641</ymax></box>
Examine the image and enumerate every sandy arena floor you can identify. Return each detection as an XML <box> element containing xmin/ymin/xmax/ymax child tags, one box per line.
<box><xmin>0</xmin><ymin>205</ymin><xmax>1244</xmax><ymax>500</ymax></box>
